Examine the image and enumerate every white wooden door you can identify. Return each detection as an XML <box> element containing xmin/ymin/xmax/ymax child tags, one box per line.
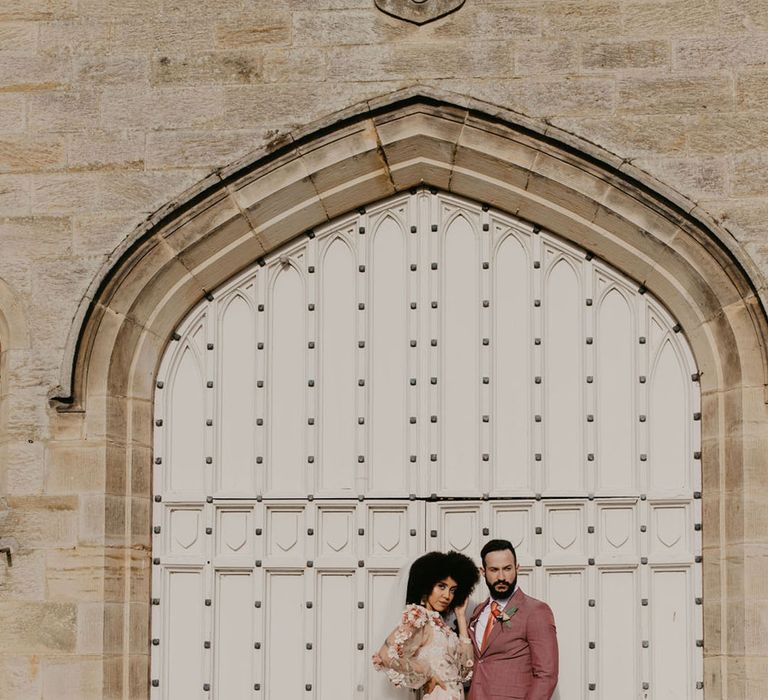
<box><xmin>151</xmin><ymin>191</ymin><xmax>703</xmax><ymax>699</ymax></box>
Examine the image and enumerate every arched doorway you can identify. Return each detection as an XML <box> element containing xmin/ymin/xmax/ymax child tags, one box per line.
<box><xmin>150</xmin><ymin>191</ymin><xmax>702</xmax><ymax>699</ymax></box>
<box><xmin>52</xmin><ymin>89</ymin><xmax>768</xmax><ymax>699</ymax></box>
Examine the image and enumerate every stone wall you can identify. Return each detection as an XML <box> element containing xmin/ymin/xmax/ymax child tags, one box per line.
<box><xmin>0</xmin><ymin>1</ymin><xmax>767</xmax><ymax>698</ymax></box>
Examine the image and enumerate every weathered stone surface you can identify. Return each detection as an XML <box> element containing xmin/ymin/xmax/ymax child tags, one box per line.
<box><xmin>542</xmin><ymin>1</ymin><xmax>621</xmax><ymax>36</ymax></box>
<box><xmin>731</xmin><ymin>152</ymin><xmax>768</xmax><ymax>197</ymax></box>
<box><xmin>42</xmin><ymin>657</ymin><xmax>101</xmax><ymax>699</ymax></box>
<box><xmin>0</xmin><ymin>175</ymin><xmax>30</xmax><ymax>216</ymax></box>
<box><xmin>0</xmin><ymin>94</ymin><xmax>24</xmax><ymax>132</ymax></box>
<box><xmin>45</xmin><ymin>443</ymin><xmax>105</xmax><ymax>495</ymax></box>
<box><xmin>0</xmin><ymin>22</ymin><xmax>38</xmax><ymax>53</ymax></box>
<box><xmin>150</xmin><ymin>51</ymin><xmax>263</xmax><ymax>87</ymax></box>
<box><xmin>0</xmin><ymin>601</ymin><xmax>77</xmax><ymax>652</ymax></box>
<box><xmin>215</xmin><ymin>10</ymin><xmax>292</xmax><ymax>47</ymax></box>
<box><xmin>0</xmin><ymin>55</ymin><xmax>70</xmax><ymax>91</ymax></box>
<box><xmin>514</xmin><ymin>39</ymin><xmax>579</xmax><ymax>75</ymax></box>
<box><xmin>0</xmin><ymin>136</ymin><xmax>66</xmax><ymax>173</ymax></box>
<box><xmin>45</xmin><ymin>547</ymin><xmax>104</xmax><ymax>602</ymax></box>
<box><xmin>263</xmin><ymin>47</ymin><xmax>327</xmax><ymax>83</ymax></box>
<box><xmin>326</xmin><ymin>42</ymin><xmax>513</xmax><ymax>81</ymax></box>
<box><xmin>618</xmin><ymin>76</ymin><xmax>734</xmax><ymax>114</ymax></box>
<box><xmin>620</xmin><ymin>0</ymin><xmax>718</xmax><ymax>35</ymax></box>
<box><xmin>146</xmin><ymin>129</ymin><xmax>279</xmax><ymax>169</ymax></box>
<box><xmin>0</xmin><ymin>549</ymin><xmax>46</xmax><ymax>600</ymax></box>
<box><xmin>5</xmin><ymin>496</ymin><xmax>78</xmax><ymax>548</ymax></box>
<box><xmin>582</xmin><ymin>39</ymin><xmax>669</xmax><ymax>70</ymax></box>
<box><xmin>0</xmin><ymin>655</ymin><xmax>41</xmax><ymax>700</ymax></box>
<box><xmin>635</xmin><ymin>156</ymin><xmax>728</xmax><ymax>200</ymax></box>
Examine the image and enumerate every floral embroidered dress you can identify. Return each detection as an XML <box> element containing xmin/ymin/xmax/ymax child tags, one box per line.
<box><xmin>373</xmin><ymin>604</ymin><xmax>474</xmax><ymax>699</ymax></box>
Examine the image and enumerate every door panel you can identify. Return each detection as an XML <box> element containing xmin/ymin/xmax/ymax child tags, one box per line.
<box><xmin>152</xmin><ymin>192</ymin><xmax>702</xmax><ymax>700</ymax></box>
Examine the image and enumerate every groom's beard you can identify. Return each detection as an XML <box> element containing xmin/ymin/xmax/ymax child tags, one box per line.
<box><xmin>487</xmin><ymin>576</ymin><xmax>517</xmax><ymax>600</ymax></box>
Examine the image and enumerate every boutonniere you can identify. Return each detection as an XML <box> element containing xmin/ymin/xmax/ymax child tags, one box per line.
<box><xmin>495</xmin><ymin>606</ymin><xmax>518</xmax><ymax>628</ymax></box>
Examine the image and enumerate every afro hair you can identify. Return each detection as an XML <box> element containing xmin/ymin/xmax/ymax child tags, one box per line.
<box><xmin>405</xmin><ymin>550</ymin><xmax>480</xmax><ymax>610</ymax></box>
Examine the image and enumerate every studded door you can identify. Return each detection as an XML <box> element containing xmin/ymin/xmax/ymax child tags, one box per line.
<box><xmin>151</xmin><ymin>192</ymin><xmax>703</xmax><ymax>699</ymax></box>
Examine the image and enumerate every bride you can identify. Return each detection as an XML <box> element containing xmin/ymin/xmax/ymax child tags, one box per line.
<box><xmin>372</xmin><ymin>551</ymin><xmax>480</xmax><ymax>699</ymax></box>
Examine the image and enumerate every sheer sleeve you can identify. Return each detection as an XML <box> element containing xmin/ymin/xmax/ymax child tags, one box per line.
<box><xmin>454</xmin><ymin>637</ymin><xmax>474</xmax><ymax>682</ymax></box>
<box><xmin>373</xmin><ymin>604</ymin><xmax>434</xmax><ymax>689</ymax></box>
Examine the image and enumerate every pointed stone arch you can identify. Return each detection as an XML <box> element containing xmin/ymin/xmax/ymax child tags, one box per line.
<box><xmin>53</xmin><ymin>88</ymin><xmax>768</xmax><ymax>697</ymax></box>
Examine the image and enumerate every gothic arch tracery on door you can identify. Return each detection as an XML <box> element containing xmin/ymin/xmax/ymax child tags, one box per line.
<box><xmin>151</xmin><ymin>191</ymin><xmax>703</xmax><ymax>700</ymax></box>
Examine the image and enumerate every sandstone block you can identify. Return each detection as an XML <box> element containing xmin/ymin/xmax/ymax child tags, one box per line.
<box><xmin>514</xmin><ymin>77</ymin><xmax>615</xmax><ymax>117</ymax></box>
<box><xmin>617</xmin><ymin>76</ymin><xmax>733</xmax><ymax>114</ymax></box>
<box><xmin>736</xmin><ymin>71</ymin><xmax>768</xmax><ymax>109</ymax></box>
<box><xmin>673</xmin><ymin>36</ymin><xmax>768</xmax><ymax>70</ymax></box>
<box><xmin>0</xmin><ymin>601</ymin><xmax>77</xmax><ymax>652</ymax></box>
<box><xmin>542</xmin><ymin>1</ymin><xmax>621</xmax><ymax>36</ymax></box>
<box><xmin>423</xmin><ymin>4</ymin><xmax>541</xmax><ymax>40</ymax></box>
<box><xmin>38</xmin><ymin>18</ymin><xmax>111</xmax><ymax>56</ymax></box>
<box><xmin>620</xmin><ymin>0</ymin><xmax>718</xmax><ymax>36</ymax></box>
<box><xmin>720</xmin><ymin>0</ymin><xmax>768</xmax><ymax>33</ymax></box>
<box><xmin>67</xmin><ymin>129</ymin><xmax>145</xmax><ymax>172</ymax></box>
<box><xmin>26</xmin><ymin>90</ymin><xmax>99</xmax><ymax>132</ymax></box>
<box><xmin>75</xmin><ymin>602</ymin><xmax>104</xmax><ymax>654</ymax></box>
<box><xmin>0</xmin><ymin>55</ymin><xmax>70</xmax><ymax>92</ymax></box>
<box><xmin>97</xmin><ymin>170</ymin><xmax>207</xmax><ymax>215</ymax></box>
<box><xmin>72</xmin><ymin>212</ymin><xmax>136</xmax><ymax>256</ymax></box>
<box><xmin>0</xmin><ymin>548</ymin><xmax>46</xmax><ymax>600</ymax></box>
<box><xmin>514</xmin><ymin>39</ymin><xmax>579</xmax><ymax>75</ymax></box>
<box><xmin>551</xmin><ymin>115</ymin><xmax>688</xmax><ymax>155</ymax></box>
<box><xmin>42</xmin><ymin>657</ymin><xmax>102</xmax><ymax>700</ymax></box>
<box><xmin>146</xmin><ymin>129</ymin><xmax>276</xmax><ymax>169</ymax></box>
<box><xmin>45</xmin><ymin>547</ymin><xmax>105</xmax><ymax>602</ymax></box>
<box><xmin>0</xmin><ymin>216</ymin><xmax>73</xmax><ymax>257</ymax></box>
<box><xmin>222</xmin><ymin>81</ymin><xmax>394</xmax><ymax>128</ymax></box>
<box><xmin>292</xmin><ymin>9</ymin><xmax>411</xmax><ymax>46</ymax></box>
<box><xmin>731</xmin><ymin>152</ymin><xmax>768</xmax><ymax>197</ymax></box>
<box><xmin>45</xmin><ymin>443</ymin><xmax>105</xmax><ymax>495</ymax></box>
<box><xmin>0</xmin><ymin>135</ymin><xmax>66</xmax><ymax>173</ymax></box>
<box><xmin>74</xmin><ymin>55</ymin><xmax>149</xmax><ymax>87</ymax></box>
<box><xmin>582</xmin><ymin>39</ymin><xmax>669</xmax><ymax>70</ymax></box>
<box><xmin>5</xmin><ymin>495</ymin><xmax>78</xmax><ymax>548</ymax></box>
<box><xmin>150</xmin><ymin>51</ymin><xmax>263</xmax><ymax>87</ymax></box>
<box><xmin>215</xmin><ymin>10</ymin><xmax>292</xmax><ymax>48</ymax></box>
<box><xmin>30</xmin><ymin>173</ymin><xmax>96</xmax><ymax>215</ymax></box>
<box><xmin>110</xmin><ymin>14</ymin><xmax>215</xmax><ymax>54</ymax></box>
<box><xmin>1</xmin><ymin>0</ymin><xmax>71</xmax><ymax>21</ymax></box>
<box><xmin>635</xmin><ymin>155</ymin><xmax>727</xmax><ymax>199</ymax></box>
<box><xmin>263</xmin><ymin>48</ymin><xmax>327</xmax><ymax>84</ymax></box>
<box><xmin>326</xmin><ymin>41</ymin><xmax>513</xmax><ymax>82</ymax></box>
<box><xmin>0</xmin><ymin>175</ymin><xmax>30</xmax><ymax>216</ymax></box>
<box><xmin>99</xmin><ymin>86</ymin><xmax>226</xmax><ymax>130</ymax></box>
<box><xmin>0</xmin><ymin>94</ymin><xmax>24</xmax><ymax>132</ymax></box>
<box><xmin>687</xmin><ymin>113</ymin><xmax>768</xmax><ymax>154</ymax></box>
<box><xmin>0</xmin><ymin>655</ymin><xmax>41</xmax><ymax>700</ymax></box>
<box><xmin>0</xmin><ymin>21</ymin><xmax>39</xmax><ymax>53</ymax></box>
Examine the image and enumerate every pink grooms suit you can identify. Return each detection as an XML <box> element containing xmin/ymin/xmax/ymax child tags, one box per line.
<box><xmin>467</xmin><ymin>587</ymin><xmax>558</xmax><ymax>700</ymax></box>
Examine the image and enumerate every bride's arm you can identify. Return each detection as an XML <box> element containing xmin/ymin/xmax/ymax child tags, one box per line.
<box><xmin>451</xmin><ymin>599</ymin><xmax>475</xmax><ymax>682</ymax></box>
<box><xmin>372</xmin><ymin>605</ymin><xmax>435</xmax><ymax>689</ymax></box>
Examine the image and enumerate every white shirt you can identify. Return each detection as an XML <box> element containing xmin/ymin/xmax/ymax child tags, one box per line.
<box><xmin>474</xmin><ymin>594</ymin><xmax>512</xmax><ymax>647</ymax></box>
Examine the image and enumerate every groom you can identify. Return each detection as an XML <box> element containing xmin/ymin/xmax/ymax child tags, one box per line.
<box><xmin>467</xmin><ymin>539</ymin><xmax>558</xmax><ymax>700</ymax></box>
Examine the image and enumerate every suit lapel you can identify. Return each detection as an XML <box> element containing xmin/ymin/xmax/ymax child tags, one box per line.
<box><xmin>468</xmin><ymin>598</ymin><xmax>488</xmax><ymax>656</ymax></box>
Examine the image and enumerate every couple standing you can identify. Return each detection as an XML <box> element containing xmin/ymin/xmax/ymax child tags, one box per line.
<box><xmin>373</xmin><ymin>539</ymin><xmax>558</xmax><ymax>699</ymax></box>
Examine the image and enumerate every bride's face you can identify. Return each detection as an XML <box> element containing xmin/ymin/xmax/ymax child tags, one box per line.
<box><xmin>425</xmin><ymin>576</ymin><xmax>458</xmax><ymax>612</ymax></box>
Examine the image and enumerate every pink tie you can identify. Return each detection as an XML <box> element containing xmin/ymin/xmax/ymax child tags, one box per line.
<box><xmin>480</xmin><ymin>601</ymin><xmax>501</xmax><ymax>650</ymax></box>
